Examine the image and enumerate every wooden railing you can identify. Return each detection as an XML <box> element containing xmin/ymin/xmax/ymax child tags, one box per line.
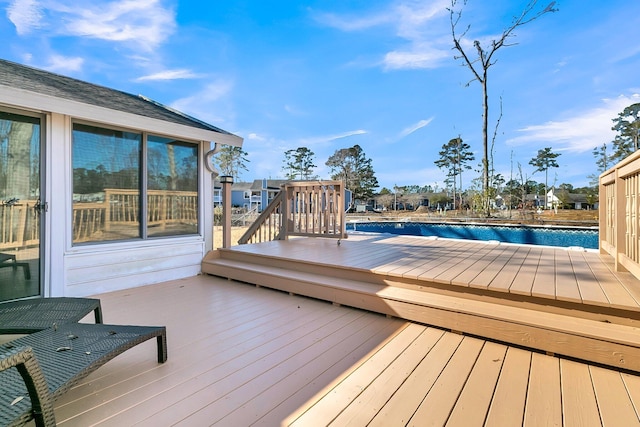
<box><xmin>599</xmin><ymin>150</ymin><xmax>640</xmax><ymax>280</ymax></box>
<box><xmin>0</xmin><ymin>200</ymin><xmax>39</xmax><ymax>251</ymax></box>
<box><xmin>238</xmin><ymin>181</ymin><xmax>347</xmax><ymax>245</ymax></box>
<box><xmin>72</xmin><ymin>189</ymin><xmax>198</xmax><ymax>242</ymax></box>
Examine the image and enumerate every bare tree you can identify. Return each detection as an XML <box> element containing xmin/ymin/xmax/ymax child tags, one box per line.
<box><xmin>449</xmin><ymin>0</ymin><xmax>557</xmax><ymax>216</ymax></box>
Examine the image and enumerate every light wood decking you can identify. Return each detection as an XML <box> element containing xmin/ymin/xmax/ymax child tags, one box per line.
<box><xmin>202</xmin><ymin>233</ymin><xmax>640</xmax><ymax>372</ymax></box>
<box><xmin>48</xmin><ymin>275</ymin><xmax>640</xmax><ymax>425</ymax></box>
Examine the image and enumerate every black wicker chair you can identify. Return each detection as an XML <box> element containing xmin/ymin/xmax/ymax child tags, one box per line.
<box><xmin>0</xmin><ymin>323</ymin><xmax>167</xmax><ymax>426</ymax></box>
<box><xmin>0</xmin><ymin>297</ymin><xmax>103</xmax><ymax>335</ymax></box>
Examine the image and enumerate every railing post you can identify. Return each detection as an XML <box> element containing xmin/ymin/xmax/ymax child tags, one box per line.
<box><xmin>281</xmin><ymin>185</ymin><xmax>290</xmax><ymax>240</ymax></box>
<box><xmin>599</xmin><ymin>174</ymin><xmax>606</xmax><ymax>255</ymax></box>
<box><xmin>221</xmin><ymin>175</ymin><xmax>234</xmax><ymax>248</ymax></box>
<box><xmin>614</xmin><ymin>167</ymin><xmax>628</xmax><ymax>272</ymax></box>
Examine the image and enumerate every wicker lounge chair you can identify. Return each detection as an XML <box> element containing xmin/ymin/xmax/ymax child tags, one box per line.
<box><xmin>0</xmin><ymin>323</ymin><xmax>167</xmax><ymax>426</ymax></box>
<box><xmin>0</xmin><ymin>298</ymin><xmax>103</xmax><ymax>334</ymax></box>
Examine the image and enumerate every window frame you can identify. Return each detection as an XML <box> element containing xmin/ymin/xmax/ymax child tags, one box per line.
<box><xmin>71</xmin><ymin>120</ymin><xmax>201</xmax><ymax>246</ymax></box>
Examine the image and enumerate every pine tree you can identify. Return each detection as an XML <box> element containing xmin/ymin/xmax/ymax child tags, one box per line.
<box><xmin>434</xmin><ymin>137</ymin><xmax>474</xmax><ymax>209</ymax></box>
<box><xmin>282</xmin><ymin>147</ymin><xmax>316</xmax><ymax>180</ymax></box>
<box><xmin>529</xmin><ymin>147</ymin><xmax>560</xmax><ymax>207</ymax></box>
<box><xmin>326</xmin><ymin>144</ymin><xmax>379</xmax><ymax>201</ymax></box>
<box><xmin>215</xmin><ymin>145</ymin><xmax>250</xmax><ymax>181</ymax></box>
<box><xmin>611</xmin><ymin>103</ymin><xmax>640</xmax><ymax>163</ymax></box>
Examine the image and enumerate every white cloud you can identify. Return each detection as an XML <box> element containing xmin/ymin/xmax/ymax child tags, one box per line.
<box><xmin>312</xmin><ymin>10</ymin><xmax>391</xmax><ymax>32</ymax></box>
<box><xmin>7</xmin><ymin>0</ymin><xmax>176</xmax><ymax>50</ymax></box>
<box><xmin>399</xmin><ymin>118</ymin><xmax>433</xmax><ymax>138</ymax></box>
<box><xmin>384</xmin><ymin>46</ymin><xmax>449</xmax><ymax>70</ymax></box>
<box><xmin>299</xmin><ymin>129</ymin><xmax>368</xmax><ymax>147</ymax></box>
<box><xmin>507</xmin><ymin>94</ymin><xmax>640</xmax><ymax>153</ymax></box>
<box><xmin>170</xmin><ymin>80</ymin><xmax>235</xmax><ymax>125</ymax></box>
<box><xmin>247</xmin><ymin>133</ymin><xmax>266</xmax><ymax>141</ymax></box>
<box><xmin>7</xmin><ymin>0</ymin><xmax>43</xmax><ymax>35</ymax></box>
<box><xmin>315</xmin><ymin>0</ymin><xmax>451</xmax><ymax>70</ymax></box>
<box><xmin>136</xmin><ymin>69</ymin><xmax>202</xmax><ymax>81</ymax></box>
<box><xmin>393</xmin><ymin>0</ymin><xmax>450</xmax><ymax>40</ymax></box>
<box><xmin>43</xmin><ymin>54</ymin><xmax>84</xmax><ymax>73</ymax></box>
<box><xmin>329</xmin><ymin>129</ymin><xmax>367</xmax><ymax>141</ymax></box>
<box><xmin>284</xmin><ymin>104</ymin><xmax>307</xmax><ymax>116</ymax></box>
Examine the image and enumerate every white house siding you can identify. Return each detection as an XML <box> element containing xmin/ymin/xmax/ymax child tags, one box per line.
<box><xmin>50</xmin><ymin>116</ymin><xmax>216</xmax><ymax>298</ymax></box>
<box><xmin>62</xmin><ymin>240</ymin><xmax>206</xmax><ymax>297</ymax></box>
<box><xmin>2</xmin><ymin>85</ymin><xmax>230</xmax><ymax>298</ymax></box>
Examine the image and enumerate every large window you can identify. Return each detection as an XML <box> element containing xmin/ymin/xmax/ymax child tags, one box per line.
<box><xmin>72</xmin><ymin>123</ymin><xmax>199</xmax><ymax>244</ymax></box>
<box><xmin>146</xmin><ymin>135</ymin><xmax>198</xmax><ymax>237</ymax></box>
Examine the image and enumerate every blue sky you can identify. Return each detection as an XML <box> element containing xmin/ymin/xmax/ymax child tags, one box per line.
<box><xmin>2</xmin><ymin>0</ymin><xmax>639</xmax><ymax>192</ymax></box>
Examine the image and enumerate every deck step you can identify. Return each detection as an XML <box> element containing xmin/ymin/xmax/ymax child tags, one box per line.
<box><xmin>202</xmin><ymin>252</ymin><xmax>640</xmax><ymax>372</ymax></box>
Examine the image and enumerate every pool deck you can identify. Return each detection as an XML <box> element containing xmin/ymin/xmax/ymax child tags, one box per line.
<box><xmin>203</xmin><ymin>233</ymin><xmax>640</xmax><ymax>372</ymax></box>
<box><xmin>46</xmin><ymin>275</ymin><xmax>640</xmax><ymax>425</ymax></box>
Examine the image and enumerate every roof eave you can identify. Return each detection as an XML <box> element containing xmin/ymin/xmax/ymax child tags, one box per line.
<box><xmin>0</xmin><ymin>84</ymin><xmax>243</xmax><ymax>146</ymax></box>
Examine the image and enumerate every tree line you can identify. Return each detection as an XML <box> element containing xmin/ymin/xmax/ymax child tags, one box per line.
<box><xmin>213</xmin><ymin>144</ymin><xmax>378</xmax><ymax>202</ymax></box>
<box><xmin>214</xmin><ymin>98</ymin><xmax>639</xmax><ymax>212</ymax></box>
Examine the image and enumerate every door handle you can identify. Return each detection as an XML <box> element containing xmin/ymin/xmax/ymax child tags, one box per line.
<box><xmin>34</xmin><ymin>199</ymin><xmax>48</xmax><ymax>213</ymax></box>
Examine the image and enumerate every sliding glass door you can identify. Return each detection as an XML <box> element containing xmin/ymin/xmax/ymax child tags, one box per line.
<box><xmin>0</xmin><ymin>111</ymin><xmax>42</xmax><ymax>302</ymax></box>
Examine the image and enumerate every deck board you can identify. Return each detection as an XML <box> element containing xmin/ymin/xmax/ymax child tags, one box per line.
<box><xmin>554</xmin><ymin>249</ymin><xmax>582</xmax><ymax>303</ymax></box>
<box><xmin>470</xmin><ymin>245</ymin><xmax>521</xmax><ymax>289</ymax></box>
<box><xmin>325</xmin><ymin>327</ymin><xmax>446</xmax><ymax>427</ymax></box>
<box><xmin>444</xmin><ymin>341</ymin><xmax>507</xmax><ymax>427</ymax></box>
<box><xmin>560</xmin><ymin>359</ymin><xmax>601</xmax><ymax>427</ymax></box>
<box><xmin>431</xmin><ymin>243</ymin><xmax>497</xmax><ymax>285</ymax></box>
<box><xmin>591</xmin><ymin>254</ymin><xmax>640</xmax><ymax>309</ymax></box>
<box><xmin>590</xmin><ymin>367</ymin><xmax>640</xmax><ymax>426</ymax></box>
<box><xmin>507</xmin><ymin>246</ymin><xmax>542</xmax><ymax>296</ymax></box>
<box><xmin>399</xmin><ymin>241</ymin><xmax>476</xmax><ymax>280</ymax></box>
<box><xmin>530</xmin><ymin>248</ymin><xmax>558</xmax><ymax>298</ymax></box>
<box><xmin>451</xmin><ymin>243</ymin><xmax>509</xmax><ymax>287</ymax></box>
<box><xmin>484</xmin><ymin>347</ymin><xmax>531</xmax><ymax>427</ymax></box>
<box><xmin>225</xmin><ymin>234</ymin><xmax>640</xmax><ymax>314</ymax></box>
<box><xmin>30</xmin><ymin>275</ymin><xmax>640</xmax><ymax>425</ymax></box>
<box><xmin>487</xmin><ymin>246</ymin><xmax>530</xmax><ymax>292</ymax></box>
<box><xmin>567</xmin><ymin>250</ymin><xmax>610</xmax><ymax>306</ymax></box>
<box><xmin>409</xmin><ymin>337</ymin><xmax>485</xmax><ymax>426</ymax></box>
<box><xmin>365</xmin><ymin>333</ymin><xmax>464</xmax><ymax>426</ymax></box>
<box><xmin>420</xmin><ymin>242</ymin><xmax>489</xmax><ymax>284</ymax></box>
<box><xmin>523</xmin><ymin>353</ymin><xmax>562</xmax><ymax>426</ymax></box>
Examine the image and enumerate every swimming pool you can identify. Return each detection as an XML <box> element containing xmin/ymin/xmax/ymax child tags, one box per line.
<box><xmin>346</xmin><ymin>221</ymin><xmax>599</xmax><ymax>249</ymax></box>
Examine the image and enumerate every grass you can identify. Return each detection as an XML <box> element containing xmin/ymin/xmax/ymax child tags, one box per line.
<box><xmin>213</xmin><ymin>226</ymin><xmax>249</xmax><ymax>249</ymax></box>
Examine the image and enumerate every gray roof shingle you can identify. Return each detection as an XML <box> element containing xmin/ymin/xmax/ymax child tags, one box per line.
<box><xmin>0</xmin><ymin>58</ymin><xmax>233</xmax><ymax>135</ymax></box>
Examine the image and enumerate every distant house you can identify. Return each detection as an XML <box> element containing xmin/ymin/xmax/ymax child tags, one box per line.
<box><xmin>547</xmin><ymin>188</ymin><xmax>596</xmax><ymax>210</ymax></box>
<box><xmin>0</xmin><ymin>59</ymin><xmax>242</xmax><ymax>301</ymax></box>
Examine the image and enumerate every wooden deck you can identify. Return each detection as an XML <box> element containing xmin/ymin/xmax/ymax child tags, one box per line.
<box><xmin>39</xmin><ymin>275</ymin><xmax>640</xmax><ymax>425</ymax></box>
<box><xmin>202</xmin><ymin>233</ymin><xmax>640</xmax><ymax>372</ymax></box>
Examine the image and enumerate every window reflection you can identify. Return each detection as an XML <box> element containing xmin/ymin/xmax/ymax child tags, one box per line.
<box><xmin>71</xmin><ymin>124</ymin><xmax>199</xmax><ymax>244</ymax></box>
<box><xmin>147</xmin><ymin>135</ymin><xmax>198</xmax><ymax>237</ymax></box>
<box><xmin>72</xmin><ymin>123</ymin><xmax>141</xmax><ymax>242</ymax></box>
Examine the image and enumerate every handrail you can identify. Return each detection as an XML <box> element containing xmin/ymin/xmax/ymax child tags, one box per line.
<box><xmin>238</xmin><ymin>181</ymin><xmax>347</xmax><ymax>245</ymax></box>
<box><xmin>232</xmin><ymin>206</ymin><xmax>259</xmax><ymax>226</ymax></box>
<box><xmin>599</xmin><ymin>150</ymin><xmax>640</xmax><ymax>280</ymax></box>
<box><xmin>0</xmin><ymin>200</ymin><xmax>39</xmax><ymax>250</ymax></box>
<box><xmin>237</xmin><ymin>191</ymin><xmax>285</xmax><ymax>244</ymax></box>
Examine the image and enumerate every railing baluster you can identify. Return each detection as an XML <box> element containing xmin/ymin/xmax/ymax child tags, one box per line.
<box><xmin>600</xmin><ymin>151</ymin><xmax>640</xmax><ymax>280</ymax></box>
<box><xmin>237</xmin><ymin>181</ymin><xmax>346</xmax><ymax>245</ymax></box>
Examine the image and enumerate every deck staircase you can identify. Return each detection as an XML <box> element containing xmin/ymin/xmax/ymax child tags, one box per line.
<box><xmin>202</xmin><ymin>238</ymin><xmax>640</xmax><ymax>373</ymax></box>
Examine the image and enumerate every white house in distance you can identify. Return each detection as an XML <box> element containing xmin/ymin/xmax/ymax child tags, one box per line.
<box><xmin>546</xmin><ymin>188</ymin><xmax>594</xmax><ymax>210</ymax></box>
<box><xmin>0</xmin><ymin>59</ymin><xmax>242</xmax><ymax>302</ymax></box>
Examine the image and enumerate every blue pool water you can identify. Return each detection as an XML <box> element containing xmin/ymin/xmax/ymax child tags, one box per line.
<box><xmin>346</xmin><ymin>221</ymin><xmax>599</xmax><ymax>249</ymax></box>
